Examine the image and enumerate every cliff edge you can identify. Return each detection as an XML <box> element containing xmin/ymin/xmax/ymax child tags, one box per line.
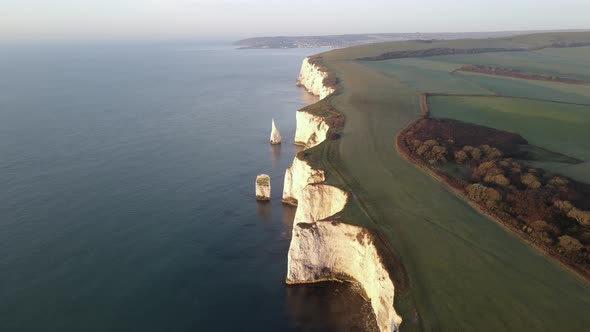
<box><xmin>284</xmin><ymin>57</ymin><xmax>401</xmax><ymax>332</ymax></box>
<box><xmin>297</xmin><ymin>58</ymin><xmax>336</xmax><ymax>100</ymax></box>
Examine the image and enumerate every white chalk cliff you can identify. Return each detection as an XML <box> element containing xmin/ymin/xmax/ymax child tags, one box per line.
<box><xmin>297</xmin><ymin>57</ymin><xmax>335</xmax><ymax>100</ymax></box>
<box><xmin>282</xmin><ymin>156</ymin><xmax>325</xmax><ymax>205</ymax></box>
<box><xmin>294</xmin><ymin>111</ymin><xmax>330</xmax><ymax>148</ymax></box>
<box><xmin>294</xmin><ymin>57</ymin><xmax>334</xmax><ymax>148</ymax></box>
<box><xmin>287</xmin><ymin>184</ymin><xmax>401</xmax><ymax>332</ymax></box>
<box><xmin>270</xmin><ymin>118</ymin><xmax>282</xmax><ymax>145</ymax></box>
<box><xmin>284</xmin><ymin>57</ymin><xmax>401</xmax><ymax>332</ymax></box>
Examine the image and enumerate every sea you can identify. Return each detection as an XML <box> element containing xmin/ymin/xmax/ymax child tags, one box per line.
<box><xmin>0</xmin><ymin>40</ymin><xmax>377</xmax><ymax>331</ymax></box>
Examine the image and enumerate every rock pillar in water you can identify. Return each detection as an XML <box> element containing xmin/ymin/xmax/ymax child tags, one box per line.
<box><xmin>270</xmin><ymin>118</ymin><xmax>282</xmax><ymax>145</ymax></box>
<box><xmin>256</xmin><ymin>174</ymin><xmax>271</xmax><ymax>201</ymax></box>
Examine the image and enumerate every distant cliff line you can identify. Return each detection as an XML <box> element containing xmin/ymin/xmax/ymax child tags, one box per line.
<box><xmin>284</xmin><ymin>57</ymin><xmax>403</xmax><ymax>332</ymax></box>
<box><xmin>234</xmin><ymin>30</ymin><xmax>572</xmax><ymax>49</ymax></box>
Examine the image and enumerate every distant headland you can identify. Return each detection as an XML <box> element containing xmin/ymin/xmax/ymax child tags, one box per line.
<box><xmin>233</xmin><ymin>30</ymin><xmax>586</xmax><ymax>49</ymax></box>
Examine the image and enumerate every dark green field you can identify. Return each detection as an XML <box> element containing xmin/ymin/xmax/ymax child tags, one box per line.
<box><xmin>304</xmin><ymin>32</ymin><xmax>590</xmax><ymax>331</ymax></box>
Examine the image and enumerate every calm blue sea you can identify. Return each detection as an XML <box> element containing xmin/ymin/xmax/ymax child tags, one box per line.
<box><xmin>0</xmin><ymin>41</ymin><xmax>375</xmax><ymax>331</ymax></box>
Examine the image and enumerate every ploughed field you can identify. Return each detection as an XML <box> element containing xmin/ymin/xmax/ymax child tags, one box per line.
<box><xmin>309</xmin><ymin>32</ymin><xmax>590</xmax><ymax>331</ymax></box>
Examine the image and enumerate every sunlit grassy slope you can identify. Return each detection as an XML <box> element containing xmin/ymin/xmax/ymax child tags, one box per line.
<box><xmin>307</xmin><ymin>31</ymin><xmax>590</xmax><ymax>331</ymax></box>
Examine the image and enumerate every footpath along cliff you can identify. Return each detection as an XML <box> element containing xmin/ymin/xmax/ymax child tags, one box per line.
<box><xmin>284</xmin><ymin>57</ymin><xmax>402</xmax><ymax>332</ymax></box>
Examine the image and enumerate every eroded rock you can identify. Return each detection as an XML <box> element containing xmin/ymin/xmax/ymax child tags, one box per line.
<box><xmin>287</xmin><ymin>184</ymin><xmax>401</xmax><ymax>332</ymax></box>
<box><xmin>282</xmin><ymin>157</ymin><xmax>325</xmax><ymax>205</ymax></box>
<box><xmin>270</xmin><ymin>118</ymin><xmax>282</xmax><ymax>145</ymax></box>
<box><xmin>294</xmin><ymin>111</ymin><xmax>330</xmax><ymax>148</ymax></box>
<box><xmin>284</xmin><ymin>57</ymin><xmax>401</xmax><ymax>332</ymax></box>
<box><xmin>255</xmin><ymin>174</ymin><xmax>271</xmax><ymax>201</ymax></box>
<box><xmin>297</xmin><ymin>57</ymin><xmax>335</xmax><ymax>100</ymax></box>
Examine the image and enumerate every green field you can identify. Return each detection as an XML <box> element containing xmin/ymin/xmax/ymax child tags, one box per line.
<box><xmin>455</xmin><ymin>71</ymin><xmax>590</xmax><ymax>104</ymax></box>
<box><xmin>364</xmin><ymin>55</ymin><xmax>590</xmax><ymax>105</ymax></box>
<box><xmin>429</xmin><ymin>95</ymin><xmax>590</xmax><ymax>183</ymax></box>
<box><xmin>366</xmin><ymin>59</ymin><xmax>491</xmax><ymax>94</ymax></box>
<box><xmin>430</xmin><ymin>46</ymin><xmax>590</xmax><ymax>81</ymax></box>
<box><xmin>429</xmin><ymin>96</ymin><xmax>590</xmax><ymax>160</ymax></box>
<box><xmin>304</xmin><ymin>32</ymin><xmax>590</xmax><ymax>331</ymax></box>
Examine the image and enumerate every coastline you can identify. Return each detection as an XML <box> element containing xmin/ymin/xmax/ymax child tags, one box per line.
<box><xmin>284</xmin><ymin>56</ymin><xmax>403</xmax><ymax>332</ymax></box>
<box><xmin>286</xmin><ymin>32</ymin><xmax>590</xmax><ymax>331</ymax></box>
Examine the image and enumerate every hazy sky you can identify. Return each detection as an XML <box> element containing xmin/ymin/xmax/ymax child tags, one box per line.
<box><xmin>2</xmin><ymin>0</ymin><xmax>589</xmax><ymax>40</ymax></box>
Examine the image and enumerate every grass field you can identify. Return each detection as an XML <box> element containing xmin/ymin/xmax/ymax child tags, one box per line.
<box><xmin>303</xmin><ymin>32</ymin><xmax>590</xmax><ymax>331</ymax></box>
<box><xmin>456</xmin><ymin>71</ymin><xmax>590</xmax><ymax>104</ymax></box>
<box><xmin>429</xmin><ymin>96</ymin><xmax>590</xmax><ymax>160</ymax></box>
<box><xmin>366</xmin><ymin>59</ymin><xmax>491</xmax><ymax>94</ymax></box>
<box><xmin>431</xmin><ymin>46</ymin><xmax>590</xmax><ymax>81</ymax></box>
<box><xmin>429</xmin><ymin>94</ymin><xmax>590</xmax><ymax>188</ymax></box>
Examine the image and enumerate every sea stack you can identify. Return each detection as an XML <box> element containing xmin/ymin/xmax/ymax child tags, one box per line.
<box><xmin>270</xmin><ymin>119</ymin><xmax>282</xmax><ymax>145</ymax></box>
<box><xmin>255</xmin><ymin>174</ymin><xmax>271</xmax><ymax>201</ymax></box>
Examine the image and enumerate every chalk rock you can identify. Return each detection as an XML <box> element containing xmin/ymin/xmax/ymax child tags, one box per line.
<box><xmin>255</xmin><ymin>174</ymin><xmax>271</xmax><ymax>201</ymax></box>
<box><xmin>282</xmin><ymin>156</ymin><xmax>325</xmax><ymax>205</ymax></box>
<box><xmin>297</xmin><ymin>57</ymin><xmax>335</xmax><ymax>100</ymax></box>
<box><xmin>284</xmin><ymin>56</ymin><xmax>401</xmax><ymax>332</ymax></box>
<box><xmin>294</xmin><ymin>110</ymin><xmax>330</xmax><ymax>148</ymax></box>
<box><xmin>293</xmin><ymin>184</ymin><xmax>348</xmax><ymax>224</ymax></box>
<box><xmin>287</xmin><ymin>184</ymin><xmax>401</xmax><ymax>332</ymax></box>
<box><xmin>270</xmin><ymin>118</ymin><xmax>282</xmax><ymax>145</ymax></box>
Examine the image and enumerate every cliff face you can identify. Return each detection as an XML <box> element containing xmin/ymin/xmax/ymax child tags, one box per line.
<box><xmin>284</xmin><ymin>57</ymin><xmax>401</xmax><ymax>332</ymax></box>
<box><xmin>288</xmin><ymin>221</ymin><xmax>402</xmax><ymax>332</ymax></box>
<box><xmin>287</xmin><ymin>184</ymin><xmax>401</xmax><ymax>332</ymax></box>
<box><xmin>293</xmin><ymin>57</ymin><xmax>334</xmax><ymax>148</ymax></box>
<box><xmin>292</xmin><ymin>184</ymin><xmax>348</xmax><ymax>224</ymax></box>
<box><xmin>297</xmin><ymin>58</ymin><xmax>335</xmax><ymax>100</ymax></box>
<box><xmin>294</xmin><ymin>111</ymin><xmax>330</xmax><ymax>148</ymax></box>
<box><xmin>282</xmin><ymin>156</ymin><xmax>325</xmax><ymax>205</ymax></box>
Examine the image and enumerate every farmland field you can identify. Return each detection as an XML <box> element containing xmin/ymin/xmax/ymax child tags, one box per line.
<box><xmin>364</xmin><ymin>55</ymin><xmax>590</xmax><ymax>105</ymax></box>
<box><xmin>365</xmin><ymin>59</ymin><xmax>490</xmax><ymax>94</ymax></box>
<box><xmin>429</xmin><ymin>96</ymin><xmax>590</xmax><ymax>160</ymax></box>
<box><xmin>455</xmin><ymin>71</ymin><xmax>590</xmax><ymax>104</ymax></box>
<box><xmin>303</xmin><ymin>32</ymin><xmax>590</xmax><ymax>331</ymax></box>
<box><xmin>430</xmin><ymin>46</ymin><xmax>590</xmax><ymax>81</ymax></box>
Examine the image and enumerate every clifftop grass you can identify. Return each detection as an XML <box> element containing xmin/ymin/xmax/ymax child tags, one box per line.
<box><xmin>296</xmin><ymin>31</ymin><xmax>590</xmax><ymax>331</ymax></box>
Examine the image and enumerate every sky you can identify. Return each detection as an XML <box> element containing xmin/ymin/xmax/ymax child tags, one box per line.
<box><xmin>2</xmin><ymin>0</ymin><xmax>589</xmax><ymax>40</ymax></box>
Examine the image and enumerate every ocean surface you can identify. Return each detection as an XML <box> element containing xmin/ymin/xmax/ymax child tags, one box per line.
<box><xmin>0</xmin><ymin>41</ymin><xmax>376</xmax><ymax>331</ymax></box>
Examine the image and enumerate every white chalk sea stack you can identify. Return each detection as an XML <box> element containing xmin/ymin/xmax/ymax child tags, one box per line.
<box><xmin>255</xmin><ymin>174</ymin><xmax>271</xmax><ymax>201</ymax></box>
<box><xmin>270</xmin><ymin>118</ymin><xmax>282</xmax><ymax>145</ymax></box>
